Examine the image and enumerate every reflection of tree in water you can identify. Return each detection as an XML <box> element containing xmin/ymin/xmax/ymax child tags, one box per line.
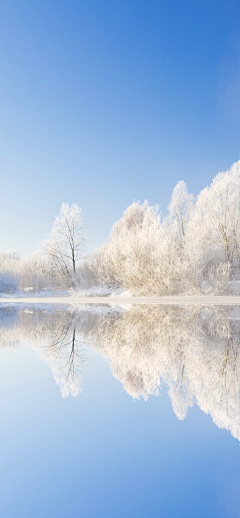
<box><xmin>0</xmin><ymin>307</ymin><xmax>21</xmax><ymax>349</ymax></box>
<box><xmin>1</xmin><ymin>304</ymin><xmax>240</xmax><ymax>438</ymax></box>
<box><xmin>0</xmin><ymin>308</ymin><xmax>87</xmax><ymax>397</ymax></box>
<box><xmin>192</xmin><ymin>315</ymin><xmax>240</xmax><ymax>439</ymax></box>
<box><xmin>80</xmin><ymin>306</ymin><xmax>197</xmax><ymax>407</ymax></box>
<box><xmin>40</xmin><ymin>321</ymin><xmax>86</xmax><ymax>398</ymax></box>
<box><xmin>80</xmin><ymin>305</ymin><xmax>240</xmax><ymax>439</ymax></box>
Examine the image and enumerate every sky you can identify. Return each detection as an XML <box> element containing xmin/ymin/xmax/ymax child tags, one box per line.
<box><xmin>1</xmin><ymin>0</ymin><xmax>240</xmax><ymax>254</ymax></box>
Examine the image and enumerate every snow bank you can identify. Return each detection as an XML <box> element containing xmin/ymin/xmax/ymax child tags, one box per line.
<box><xmin>73</xmin><ymin>287</ymin><xmax>133</xmax><ymax>298</ymax></box>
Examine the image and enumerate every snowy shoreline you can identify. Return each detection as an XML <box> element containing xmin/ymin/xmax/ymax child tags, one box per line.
<box><xmin>0</xmin><ymin>295</ymin><xmax>240</xmax><ymax>305</ymax></box>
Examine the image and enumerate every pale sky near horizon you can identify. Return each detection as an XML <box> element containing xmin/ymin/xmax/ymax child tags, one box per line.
<box><xmin>1</xmin><ymin>0</ymin><xmax>240</xmax><ymax>254</ymax></box>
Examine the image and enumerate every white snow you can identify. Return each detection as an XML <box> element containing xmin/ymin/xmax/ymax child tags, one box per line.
<box><xmin>73</xmin><ymin>287</ymin><xmax>133</xmax><ymax>298</ymax></box>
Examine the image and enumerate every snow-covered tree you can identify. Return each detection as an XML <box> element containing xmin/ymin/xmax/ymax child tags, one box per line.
<box><xmin>190</xmin><ymin>161</ymin><xmax>240</xmax><ymax>266</ymax></box>
<box><xmin>1</xmin><ymin>160</ymin><xmax>240</xmax><ymax>296</ymax></box>
<box><xmin>84</xmin><ymin>201</ymin><xmax>189</xmax><ymax>295</ymax></box>
<box><xmin>43</xmin><ymin>203</ymin><xmax>87</xmax><ymax>286</ymax></box>
<box><xmin>168</xmin><ymin>180</ymin><xmax>194</xmax><ymax>248</ymax></box>
<box><xmin>0</xmin><ymin>250</ymin><xmax>21</xmax><ymax>293</ymax></box>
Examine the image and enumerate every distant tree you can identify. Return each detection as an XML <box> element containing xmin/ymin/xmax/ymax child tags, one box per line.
<box><xmin>44</xmin><ymin>203</ymin><xmax>86</xmax><ymax>285</ymax></box>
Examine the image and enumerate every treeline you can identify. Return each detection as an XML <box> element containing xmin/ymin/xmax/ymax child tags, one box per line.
<box><xmin>81</xmin><ymin>159</ymin><xmax>240</xmax><ymax>295</ymax></box>
<box><xmin>1</xmin><ymin>160</ymin><xmax>240</xmax><ymax>295</ymax></box>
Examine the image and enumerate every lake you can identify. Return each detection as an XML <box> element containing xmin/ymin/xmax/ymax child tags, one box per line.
<box><xmin>0</xmin><ymin>303</ymin><xmax>240</xmax><ymax>518</ymax></box>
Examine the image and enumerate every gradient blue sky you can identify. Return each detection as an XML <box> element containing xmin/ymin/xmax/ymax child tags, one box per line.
<box><xmin>1</xmin><ymin>0</ymin><xmax>240</xmax><ymax>254</ymax></box>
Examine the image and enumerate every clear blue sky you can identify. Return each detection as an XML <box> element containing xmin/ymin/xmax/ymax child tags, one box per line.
<box><xmin>1</xmin><ymin>0</ymin><xmax>240</xmax><ymax>254</ymax></box>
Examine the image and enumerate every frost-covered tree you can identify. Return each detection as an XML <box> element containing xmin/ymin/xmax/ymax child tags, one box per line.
<box><xmin>2</xmin><ymin>160</ymin><xmax>240</xmax><ymax>295</ymax></box>
<box><xmin>0</xmin><ymin>250</ymin><xmax>21</xmax><ymax>293</ymax></box>
<box><xmin>168</xmin><ymin>180</ymin><xmax>194</xmax><ymax>248</ymax></box>
<box><xmin>43</xmin><ymin>203</ymin><xmax>86</xmax><ymax>286</ymax></box>
<box><xmin>84</xmin><ymin>200</ymin><xmax>189</xmax><ymax>295</ymax></box>
<box><xmin>189</xmin><ymin>161</ymin><xmax>240</xmax><ymax>271</ymax></box>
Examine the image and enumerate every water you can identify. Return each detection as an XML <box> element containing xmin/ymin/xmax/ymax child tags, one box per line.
<box><xmin>0</xmin><ymin>303</ymin><xmax>240</xmax><ymax>518</ymax></box>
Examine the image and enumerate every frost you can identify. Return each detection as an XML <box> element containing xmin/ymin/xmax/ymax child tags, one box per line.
<box><xmin>1</xmin><ymin>160</ymin><xmax>240</xmax><ymax>295</ymax></box>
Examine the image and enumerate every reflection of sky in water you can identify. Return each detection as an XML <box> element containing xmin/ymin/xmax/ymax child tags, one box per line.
<box><xmin>0</xmin><ymin>305</ymin><xmax>240</xmax><ymax>517</ymax></box>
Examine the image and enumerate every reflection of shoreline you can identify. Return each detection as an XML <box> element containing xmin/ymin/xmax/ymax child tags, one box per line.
<box><xmin>1</xmin><ymin>295</ymin><xmax>240</xmax><ymax>306</ymax></box>
<box><xmin>1</xmin><ymin>304</ymin><xmax>240</xmax><ymax>440</ymax></box>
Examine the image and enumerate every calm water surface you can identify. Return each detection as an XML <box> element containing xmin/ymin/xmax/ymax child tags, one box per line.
<box><xmin>0</xmin><ymin>304</ymin><xmax>240</xmax><ymax>518</ymax></box>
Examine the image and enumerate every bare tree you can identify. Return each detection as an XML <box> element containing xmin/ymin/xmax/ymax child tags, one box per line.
<box><xmin>44</xmin><ymin>203</ymin><xmax>87</xmax><ymax>285</ymax></box>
